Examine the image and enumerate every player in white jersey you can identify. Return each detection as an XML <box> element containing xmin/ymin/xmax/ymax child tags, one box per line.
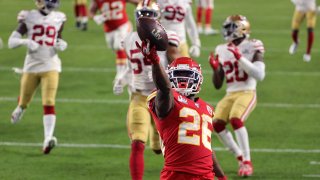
<box><xmin>112</xmin><ymin>2</ymin><xmax>180</xmax><ymax>179</ymax></box>
<box><xmin>289</xmin><ymin>0</ymin><xmax>317</xmax><ymax>62</ymax></box>
<box><xmin>209</xmin><ymin>15</ymin><xmax>265</xmax><ymax>177</ymax></box>
<box><xmin>8</xmin><ymin>0</ymin><xmax>67</xmax><ymax>154</ymax></box>
<box><xmin>157</xmin><ymin>0</ymin><xmax>201</xmax><ymax>58</ymax></box>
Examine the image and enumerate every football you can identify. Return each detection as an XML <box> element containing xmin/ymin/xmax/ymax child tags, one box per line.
<box><xmin>136</xmin><ymin>17</ymin><xmax>168</xmax><ymax>51</ymax></box>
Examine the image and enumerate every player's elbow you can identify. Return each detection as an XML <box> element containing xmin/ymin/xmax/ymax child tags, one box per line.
<box><xmin>254</xmin><ymin>71</ymin><xmax>265</xmax><ymax>81</ymax></box>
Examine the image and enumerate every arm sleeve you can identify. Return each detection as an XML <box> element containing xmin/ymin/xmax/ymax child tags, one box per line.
<box><xmin>8</xmin><ymin>31</ymin><xmax>28</xmax><ymax>49</ymax></box>
<box><xmin>185</xmin><ymin>5</ymin><xmax>200</xmax><ymax>47</ymax></box>
<box><xmin>238</xmin><ymin>57</ymin><xmax>265</xmax><ymax>81</ymax></box>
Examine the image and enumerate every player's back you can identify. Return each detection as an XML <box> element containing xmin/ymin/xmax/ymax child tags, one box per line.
<box><xmin>18</xmin><ymin>10</ymin><xmax>66</xmax><ymax>72</ymax></box>
<box><xmin>95</xmin><ymin>0</ymin><xmax>128</xmax><ymax>32</ymax></box>
<box><xmin>158</xmin><ymin>0</ymin><xmax>190</xmax><ymax>42</ymax></box>
<box><xmin>215</xmin><ymin>38</ymin><xmax>265</xmax><ymax>92</ymax></box>
<box><xmin>148</xmin><ymin>90</ymin><xmax>214</xmax><ymax>175</ymax></box>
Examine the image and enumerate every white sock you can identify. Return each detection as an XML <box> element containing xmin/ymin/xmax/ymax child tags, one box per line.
<box><xmin>218</xmin><ymin>129</ymin><xmax>243</xmax><ymax>157</ymax></box>
<box><xmin>81</xmin><ymin>17</ymin><xmax>88</xmax><ymax>23</ymax></box>
<box><xmin>234</xmin><ymin>127</ymin><xmax>251</xmax><ymax>161</ymax></box>
<box><xmin>43</xmin><ymin>114</ymin><xmax>56</xmax><ymax>139</ymax></box>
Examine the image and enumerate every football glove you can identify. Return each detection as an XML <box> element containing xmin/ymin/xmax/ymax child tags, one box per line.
<box><xmin>135</xmin><ymin>40</ymin><xmax>160</xmax><ymax>64</ymax></box>
<box><xmin>93</xmin><ymin>14</ymin><xmax>107</xmax><ymax>25</ymax></box>
<box><xmin>209</xmin><ymin>52</ymin><xmax>220</xmax><ymax>70</ymax></box>
<box><xmin>113</xmin><ymin>78</ymin><xmax>124</xmax><ymax>95</ymax></box>
<box><xmin>189</xmin><ymin>45</ymin><xmax>200</xmax><ymax>57</ymax></box>
<box><xmin>25</xmin><ymin>39</ymin><xmax>40</xmax><ymax>51</ymax></box>
<box><xmin>54</xmin><ymin>38</ymin><xmax>68</xmax><ymax>51</ymax></box>
<box><xmin>227</xmin><ymin>43</ymin><xmax>242</xmax><ymax>60</ymax></box>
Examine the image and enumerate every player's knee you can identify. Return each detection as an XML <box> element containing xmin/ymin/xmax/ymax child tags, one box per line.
<box><xmin>43</xmin><ymin>105</ymin><xmax>55</xmax><ymax>115</ymax></box>
<box><xmin>213</xmin><ymin>120</ymin><xmax>226</xmax><ymax>133</ymax></box>
<box><xmin>230</xmin><ymin>118</ymin><xmax>244</xmax><ymax>130</ymax></box>
<box><xmin>131</xmin><ymin>140</ymin><xmax>145</xmax><ymax>152</ymax></box>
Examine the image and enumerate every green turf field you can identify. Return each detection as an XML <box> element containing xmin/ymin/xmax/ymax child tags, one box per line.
<box><xmin>0</xmin><ymin>0</ymin><xmax>320</xmax><ymax>179</ymax></box>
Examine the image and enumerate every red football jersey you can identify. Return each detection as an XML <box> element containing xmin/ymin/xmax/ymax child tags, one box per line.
<box><xmin>148</xmin><ymin>90</ymin><xmax>215</xmax><ymax>175</ymax></box>
<box><xmin>95</xmin><ymin>0</ymin><xmax>129</xmax><ymax>32</ymax></box>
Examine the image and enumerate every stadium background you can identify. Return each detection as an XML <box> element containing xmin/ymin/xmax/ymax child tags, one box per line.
<box><xmin>0</xmin><ymin>0</ymin><xmax>319</xmax><ymax>179</ymax></box>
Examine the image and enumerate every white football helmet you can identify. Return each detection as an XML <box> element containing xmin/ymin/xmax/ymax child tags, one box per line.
<box><xmin>222</xmin><ymin>15</ymin><xmax>250</xmax><ymax>42</ymax></box>
<box><xmin>35</xmin><ymin>0</ymin><xmax>60</xmax><ymax>14</ymax></box>
<box><xmin>135</xmin><ymin>2</ymin><xmax>160</xmax><ymax>19</ymax></box>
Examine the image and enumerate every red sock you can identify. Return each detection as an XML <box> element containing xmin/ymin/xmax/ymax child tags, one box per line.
<box><xmin>205</xmin><ymin>8</ymin><xmax>213</xmax><ymax>25</ymax></box>
<box><xmin>291</xmin><ymin>30</ymin><xmax>299</xmax><ymax>44</ymax></box>
<box><xmin>306</xmin><ymin>28</ymin><xmax>314</xmax><ymax>54</ymax></box>
<box><xmin>230</xmin><ymin>118</ymin><xmax>244</xmax><ymax>130</ymax></box>
<box><xmin>74</xmin><ymin>5</ymin><xmax>80</xmax><ymax>17</ymax></box>
<box><xmin>130</xmin><ymin>141</ymin><xmax>145</xmax><ymax>180</ymax></box>
<box><xmin>196</xmin><ymin>7</ymin><xmax>203</xmax><ymax>24</ymax></box>
<box><xmin>43</xmin><ymin>105</ymin><xmax>55</xmax><ymax>115</ymax></box>
<box><xmin>79</xmin><ymin>4</ymin><xmax>88</xmax><ymax>17</ymax></box>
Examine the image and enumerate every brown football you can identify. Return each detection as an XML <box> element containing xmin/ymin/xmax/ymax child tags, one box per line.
<box><xmin>136</xmin><ymin>17</ymin><xmax>168</xmax><ymax>51</ymax></box>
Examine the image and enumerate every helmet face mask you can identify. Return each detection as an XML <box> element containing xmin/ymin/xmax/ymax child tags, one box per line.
<box><xmin>222</xmin><ymin>15</ymin><xmax>250</xmax><ymax>42</ymax></box>
<box><xmin>35</xmin><ymin>0</ymin><xmax>60</xmax><ymax>14</ymax></box>
<box><xmin>135</xmin><ymin>2</ymin><xmax>160</xmax><ymax>19</ymax></box>
<box><xmin>167</xmin><ymin>57</ymin><xmax>203</xmax><ymax>97</ymax></box>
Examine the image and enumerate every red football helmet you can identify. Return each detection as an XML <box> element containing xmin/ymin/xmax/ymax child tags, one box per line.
<box><xmin>167</xmin><ymin>57</ymin><xmax>203</xmax><ymax>96</ymax></box>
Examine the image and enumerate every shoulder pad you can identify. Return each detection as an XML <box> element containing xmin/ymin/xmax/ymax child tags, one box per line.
<box><xmin>251</xmin><ymin>39</ymin><xmax>265</xmax><ymax>54</ymax></box>
<box><xmin>17</xmin><ymin>10</ymin><xmax>29</xmax><ymax>22</ymax></box>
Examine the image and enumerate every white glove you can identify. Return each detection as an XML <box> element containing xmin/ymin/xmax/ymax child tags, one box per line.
<box><xmin>0</xmin><ymin>38</ymin><xmax>3</xmax><ymax>49</ymax></box>
<box><xmin>93</xmin><ymin>14</ymin><xmax>107</xmax><ymax>25</ymax></box>
<box><xmin>24</xmin><ymin>39</ymin><xmax>39</xmax><ymax>51</ymax></box>
<box><xmin>189</xmin><ymin>45</ymin><xmax>201</xmax><ymax>57</ymax></box>
<box><xmin>55</xmin><ymin>39</ymin><xmax>68</xmax><ymax>51</ymax></box>
<box><xmin>113</xmin><ymin>78</ymin><xmax>125</xmax><ymax>95</ymax></box>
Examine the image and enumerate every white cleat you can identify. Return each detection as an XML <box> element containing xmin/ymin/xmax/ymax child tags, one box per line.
<box><xmin>204</xmin><ymin>28</ymin><xmax>219</xmax><ymax>35</ymax></box>
<box><xmin>303</xmin><ymin>54</ymin><xmax>311</xmax><ymax>62</ymax></box>
<box><xmin>197</xmin><ymin>26</ymin><xmax>203</xmax><ymax>34</ymax></box>
<box><xmin>43</xmin><ymin>136</ymin><xmax>57</xmax><ymax>154</ymax></box>
<box><xmin>11</xmin><ymin>106</ymin><xmax>25</xmax><ymax>124</ymax></box>
<box><xmin>289</xmin><ymin>43</ymin><xmax>298</xmax><ymax>54</ymax></box>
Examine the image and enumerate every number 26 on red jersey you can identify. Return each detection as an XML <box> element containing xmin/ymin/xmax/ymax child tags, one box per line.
<box><xmin>178</xmin><ymin>107</ymin><xmax>212</xmax><ymax>151</ymax></box>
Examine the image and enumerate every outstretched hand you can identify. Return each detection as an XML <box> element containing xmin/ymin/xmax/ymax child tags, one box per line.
<box><xmin>209</xmin><ymin>52</ymin><xmax>220</xmax><ymax>70</ymax></box>
<box><xmin>227</xmin><ymin>43</ymin><xmax>242</xmax><ymax>60</ymax></box>
<box><xmin>135</xmin><ymin>40</ymin><xmax>160</xmax><ymax>64</ymax></box>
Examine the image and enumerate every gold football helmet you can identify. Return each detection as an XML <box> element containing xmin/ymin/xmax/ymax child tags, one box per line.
<box><xmin>222</xmin><ymin>15</ymin><xmax>250</xmax><ymax>42</ymax></box>
<box><xmin>35</xmin><ymin>0</ymin><xmax>60</xmax><ymax>14</ymax></box>
<box><xmin>135</xmin><ymin>1</ymin><xmax>160</xmax><ymax>19</ymax></box>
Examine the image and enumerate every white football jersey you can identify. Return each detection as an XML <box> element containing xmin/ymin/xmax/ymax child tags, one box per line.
<box><xmin>215</xmin><ymin>39</ymin><xmax>265</xmax><ymax>93</ymax></box>
<box><xmin>122</xmin><ymin>30</ymin><xmax>179</xmax><ymax>96</ymax></box>
<box><xmin>18</xmin><ymin>10</ymin><xmax>66</xmax><ymax>73</ymax></box>
<box><xmin>158</xmin><ymin>0</ymin><xmax>192</xmax><ymax>43</ymax></box>
<box><xmin>292</xmin><ymin>0</ymin><xmax>316</xmax><ymax>12</ymax></box>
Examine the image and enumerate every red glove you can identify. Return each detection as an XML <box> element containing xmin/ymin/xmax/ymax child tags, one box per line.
<box><xmin>217</xmin><ymin>175</ymin><xmax>228</xmax><ymax>180</ymax></box>
<box><xmin>227</xmin><ymin>43</ymin><xmax>242</xmax><ymax>60</ymax></box>
<box><xmin>209</xmin><ymin>52</ymin><xmax>220</xmax><ymax>70</ymax></box>
<box><xmin>135</xmin><ymin>40</ymin><xmax>160</xmax><ymax>64</ymax></box>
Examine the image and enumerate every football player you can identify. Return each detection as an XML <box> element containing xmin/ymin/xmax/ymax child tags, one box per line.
<box><xmin>135</xmin><ymin>44</ymin><xmax>227</xmax><ymax>179</ymax></box>
<box><xmin>196</xmin><ymin>0</ymin><xmax>219</xmax><ymax>35</ymax></box>
<box><xmin>89</xmin><ymin>0</ymin><xmax>139</xmax><ymax>83</ymax></box>
<box><xmin>209</xmin><ymin>15</ymin><xmax>265</xmax><ymax>177</ymax></box>
<box><xmin>8</xmin><ymin>0</ymin><xmax>67</xmax><ymax>154</ymax></box>
<box><xmin>157</xmin><ymin>0</ymin><xmax>201</xmax><ymax>58</ymax></box>
<box><xmin>113</xmin><ymin>2</ymin><xmax>181</xmax><ymax>179</ymax></box>
<box><xmin>289</xmin><ymin>0</ymin><xmax>317</xmax><ymax>62</ymax></box>
<box><xmin>74</xmin><ymin>0</ymin><xmax>88</xmax><ymax>30</ymax></box>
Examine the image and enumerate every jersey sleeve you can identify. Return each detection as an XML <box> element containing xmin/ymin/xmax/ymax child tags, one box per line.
<box><xmin>167</xmin><ymin>30</ymin><xmax>180</xmax><ymax>47</ymax></box>
<box><xmin>17</xmin><ymin>10</ymin><xmax>29</xmax><ymax>22</ymax></box>
<box><xmin>252</xmin><ymin>39</ymin><xmax>265</xmax><ymax>54</ymax></box>
<box><xmin>57</xmin><ymin>12</ymin><xmax>67</xmax><ymax>22</ymax></box>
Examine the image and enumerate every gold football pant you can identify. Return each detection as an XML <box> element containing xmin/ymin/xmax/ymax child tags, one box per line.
<box><xmin>179</xmin><ymin>42</ymin><xmax>190</xmax><ymax>57</ymax></box>
<box><xmin>19</xmin><ymin>71</ymin><xmax>59</xmax><ymax>108</ymax></box>
<box><xmin>214</xmin><ymin>90</ymin><xmax>257</xmax><ymax>122</ymax></box>
<box><xmin>292</xmin><ymin>10</ymin><xmax>317</xmax><ymax>29</ymax></box>
<box><xmin>127</xmin><ymin>92</ymin><xmax>160</xmax><ymax>150</ymax></box>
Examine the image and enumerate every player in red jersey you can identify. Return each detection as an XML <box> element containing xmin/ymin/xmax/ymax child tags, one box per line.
<box><xmin>135</xmin><ymin>40</ymin><xmax>227</xmax><ymax>179</ymax></box>
<box><xmin>89</xmin><ymin>0</ymin><xmax>139</xmax><ymax>83</ymax></box>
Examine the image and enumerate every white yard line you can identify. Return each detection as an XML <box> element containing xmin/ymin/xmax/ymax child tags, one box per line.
<box><xmin>1</xmin><ymin>66</ymin><xmax>320</xmax><ymax>76</ymax></box>
<box><xmin>302</xmin><ymin>174</ymin><xmax>320</xmax><ymax>178</ymax></box>
<box><xmin>0</xmin><ymin>96</ymin><xmax>320</xmax><ymax>109</ymax></box>
<box><xmin>310</xmin><ymin>161</ymin><xmax>320</xmax><ymax>165</ymax></box>
<box><xmin>0</xmin><ymin>141</ymin><xmax>320</xmax><ymax>154</ymax></box>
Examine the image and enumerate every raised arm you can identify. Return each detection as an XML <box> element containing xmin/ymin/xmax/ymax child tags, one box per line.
<box><xmin>136</xmin><ymin>41</ymin><xmax>174</xmax><ymax>118</ymax></box>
